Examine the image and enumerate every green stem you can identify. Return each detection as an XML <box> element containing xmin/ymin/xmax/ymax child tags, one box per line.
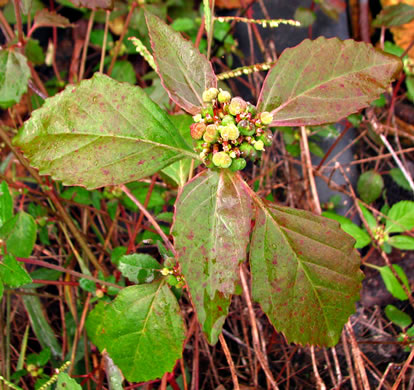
<box><xmin>99</xmin><ymin>10</ymin><xmax>110</xmax><ymax>74</ymax></box>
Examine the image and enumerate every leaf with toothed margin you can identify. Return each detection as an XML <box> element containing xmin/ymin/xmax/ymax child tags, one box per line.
<box><xmin>13</xmin><ymin>73</ymin><xmax>197</xmax><ymax>189</ymax></box>
<box><xmin>249</xmin><ymin>194</ymin><xmax>363</xmax><ymax>346</ymax></box>
<box><xmin>257</xmin><ymin>37</ymin><xmax>402</xmax><ymax>126</ymax></box>
<box><xmin>86</xmin><ymin>280</ymin><xmax>185</xmax><ymax>382</ymax></box>
<box><xmin>145</xmin><ymin>11</ymin><xmax>217</xmax><ymax>115</ymax></box>
<box><xmin>172</xmin><ymin>169</ymin><xmax>252</xmax><ymax>344</ymax></box>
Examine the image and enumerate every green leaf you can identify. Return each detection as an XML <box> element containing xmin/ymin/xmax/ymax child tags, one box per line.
<box><xmin>14</xmin><ymin>73</ymin><xmax>197</xmax><ymax>189</ymax></box>
<box><xmin>258</xmin><ymin>37</ymin><xmax>402</xmax><ymax>126</ymax></box>
<box><xmin>111</xmin><ymin>60</ymin><xmax>137</xmax><ymax>85</ymax></box>
<box><xmin>250</xmin><ymin>199</ymin><xmax>363</xmax><ymax>346</ymax></box>
<box><xmin>0</xmin><ymin>280</ymin><xmax>3</xmax><ymax>299</ymax></box>
<box><xmin>145</xmin><ymin>11</ymin><xmax>217</xmax><ymax>115</ymax></box>
<box><xmin>388</xmin><ymin>235</ymin><xmax>414</xmax><ymax>250</ymax></box>
<box><xmin>372</xmin><ymin>3</ymin><xmax>414</xmax><ymax>27</ymax></box>
<box><xmin>171</xmin><ymin>17</ymin><xmax>196</xmax><ymax>32</ymax></box>
<box><xmin>0</xmin><ymin>50</ymin><xmax>31</xmax><ymax>109</ymax></box>
<box><xmin>33</xmin><ymin>9</ymin><xmax>73</xmax><ymax>29</ymax></box>
<box><xmin>56</xmin><ymin>373</ymin><xmax>81</xmax><ymax>390</ymax></box>
<box><xmin>90</xmin><ymin>29</ymin><xmax>114</xmax><ymax>48</ymax></box>
<box><xmin>22</xmin><ymin>292</ymin><xmax>62</xmax><ymax>358</ymax></box>
<box><xmin>294</xmin><ymin>7</ymin><xmax>316</xmax><ymax>27</ymax></box>
<box><xmin>0</xmin><ymin>181</ymin><xmax>13</xmax><ymax>228</ymax></box>
<box><xmin>385</xmin><ymin>304</ymin><xmax>412</xmax><ymax>328</ymax></box>
<box><xmin>86</xmin><ymin>281</ymin><xmax>185</xmax><ymax>382</ymax></box>
<box><xmin>385</xmin><ymin>201</ymin><xmax>414</xmax><ymax>233</ymax></box>
<box><xmin>378</xmin><ymin>264</ymin><xmax>410</xmax><ymax>300</ymax></box>
<box><xmin>359</xmin><ymin>203</ymin><xmax>378</xmax><ymax>231</ymax></box>
<box><xmin>118</xmin><ymin>254</ymin><xmax>162</xmax><ymax>284</ymax></box>
<box><xmin>0</xmin><ymin>211</ymin><xmax>37</xmax><ymax>258</ymax></box>
<box><xmin>357</xmin><ymin>170</ymin><xmax>384</xmax><ymax>203</ymax></box>
<box><xmin>389</xmin><ymin>168</ymin><xmax>411</xmax><ymax>191</ymax></box>
<box><xmin>322</xmin><ymin>211</ymin><xmax>371</xmax><ymax>249</ymax></box>
<box><xmin>161</xmin><ymin>114</ymin><xmax>198</xmax><ymax>187</ymax></box>
<box><xmin>25</xmin><ymin>39</ymin><xmax>45</xmax><ymax>65</ymax></box>
<box><xmin>172</xmin><ymin>170</ymin><xmax>252</xmax><ymax>344</ymax></box>
<box><xmin>0</xmin><ymin>254</ymin><xmax>32</xmax><ymax>287</ymax></box>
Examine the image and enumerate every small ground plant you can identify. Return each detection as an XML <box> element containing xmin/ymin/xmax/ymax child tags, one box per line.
<box><xmin>6</xmin><ymin>6</ymin><xmax>404</xmax><ymax>384</ymax></box>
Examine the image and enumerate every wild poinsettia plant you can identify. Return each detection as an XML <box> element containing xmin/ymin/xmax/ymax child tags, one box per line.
<box><xmin>14</xmin><ymin>10</ymin><xmax>401</xmax><ymax>382</ymax></box>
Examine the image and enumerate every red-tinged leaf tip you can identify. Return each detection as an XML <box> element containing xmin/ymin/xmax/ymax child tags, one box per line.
<box><xmin>145</xmin><ymin>11</ymin><xmax>217</xmax><ymax>115</ymax></box>
<box><xmin>172</xmin><ymin>170</ymin><xmax>252</xmax><ymax>344</ymax></box>
<box><xmin>249</xmin><ymin>194</ymin><xmax>363</xmax><ymax>347</ymax></box>
<box><xmin>258</xmin><ymin>37</ymin><xmax>402</xmax><ymax>127</ymax></box>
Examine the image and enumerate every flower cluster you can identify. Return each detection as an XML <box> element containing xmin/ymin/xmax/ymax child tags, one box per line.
<box><xmin>190</xmin><ymin>88</ymin><xmax>274</xmax><ymax>171</ymax></box>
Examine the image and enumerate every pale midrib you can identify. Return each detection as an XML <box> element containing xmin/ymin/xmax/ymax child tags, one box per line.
<box><xmin>35</xmin><ymin>132</ymin><xmax>198</xmax><ymax>159</ymax></box>
<box><xmin>255</xmin><ymin>197</ymin><xmax>333</xmax><ymax>338</ymax></box>
<box><xmin>269</xmin><ymin>56</ymin><xmax>391</xmax><ymax>116</ymax></box>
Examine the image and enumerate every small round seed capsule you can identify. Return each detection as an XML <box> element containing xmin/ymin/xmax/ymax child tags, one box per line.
<box><xmin>220</xmin><ymin>124</ymin><xmax>239</xmax><ymax>141</ymax></box>
<box><xmin>190</xmin><ymin>122</ymin><xmax>206</xmax><ymax>140</ymax></box>
<box><xmin>238</xmin><ymin>120</ymin><xmax>256</xmax><ymax>136</ymax></box>
<box><xmin>212</xmin><ymin>151</ymin><xmax>232</xmax><ymax>168</ymax></box>
<box><xmin>203</xmin><ymin>124</ymin><xmax>219</xmax><ymax>143</ymax></box>
<box><xmin>217</xmin><ymin>90</ymin><xmax>231</xmax><ymax>103</ymax></box>
<box><xmin>202</xmin><ymin>87</ymin><xmax>219</xmax><ymax>102</ymax></box>
<box><xmin>258</xmin><ymin>130</ymin><xmax>273</xmax><ymax>147</ymax></box>
<box><xmin>221</xmin><ymin>115</ymin><xmax>236</xmax><ymax>126</ymax></box>
<box><xmin>239</xmin><ymin>142</ymin><xmax>257</xmax><ymax>160</ymax></box>
<box><xmin>230</xmin><ymin>158</ymin><xmax>247</xmax><ymax>171</ymax></box>
<box><xmin>228</xmin><ymin>97</ymin><xmax>247</xmax><ymax>116</ymax></box>
<box><xmin>254</xmin><ymin>140</ymin><xmax>265</xmax><ymax>151</ymax></box>
<box><xmin>260</xmin><ymin>111</ymin><xmax>273</xmax><ymax>125</ymax></box>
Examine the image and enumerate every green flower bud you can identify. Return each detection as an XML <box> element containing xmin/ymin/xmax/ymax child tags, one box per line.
<box><xmin>222</xmin><ymin>115</ymin><xmax>236</xmax><ymax>126</ymax></box>
<box><xmin>220</xmin><ymin>124</ymin><xmax>239</xmax><ymax>141</ymax></box>
<box><xmin>194</xmin><ymin>139</ymin><xmax>205</xmax><ymax>152</ymax></box>
<box><xmin>239</xmin><ymin>142</ymin><xmax>257</xmax><ymax>160</ymax></box>
<box><xmin>260</xmin><ymin>111</ymin><xmax>273</xmax><ymax>125</ymax></box>
<box><xmin>246</xmin><ymin>102</ymin><xmax>257</xmax><ymax>116</ymax></box>
<box><xmin>203</xmin><ymin>124</ymin><xmax>219</xmax><ymax>143</ymax></box>
<box><xmin>202</xmin><ymin>87</ymin><xmax>219</xmax><ymax>102</ymax></box>
<box><xmin>190</xmin><ymin>122</ymin><xmax>206</xmax><ymax>140</ymax></box>
<box><xmin>218</xmin><ymin>90</ymin><xmax>231</xmax><ymax>103</ymax></box>
<box><xmin>230</xmin><ymin>158</ymin><xmax>247</xmax><ymax>171</ymax></box>
<box><xmin>212</xmin><ymin>151</ymin><xmax>232</xmax><ymax>168</ymax></box>
<box><xmin>238</xmin><ymin>119</ymin><xmax>256</xmax><ymax>136</ymax></box>
<box><xmin>254</xmin><ymin>140</ymin><xmax>265</xmax><ymax>151</ymax></box>
<box><xmin>193</xmin><ymin>114</ymin><xmax>202</xmax><ymax>122</ymax></box>
<box><xmin>228</xmin><ymin>97</ymin><xmax>247</xmax><ymax>116</ymax></box>
<box><xmin>201</xmin><ymin>104</ymin><xmax>214</xmax><ymax>118</ymax></box>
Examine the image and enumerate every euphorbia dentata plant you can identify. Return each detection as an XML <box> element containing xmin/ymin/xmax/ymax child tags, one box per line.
<box><xmin>13</xmin><ymin>11</ymin><xmax>402</xmax><ymax>382</ymax></box>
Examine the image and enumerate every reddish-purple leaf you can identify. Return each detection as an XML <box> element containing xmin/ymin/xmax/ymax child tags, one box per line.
<box><xmin>145</xmin><ymin>11</ymin><xmax>217</xmax><ymax>115</ymax></box>
<box><xmin>172</xmin><ymin>170</ymin><xmax>252</xmax><ymax>344</ymax></box>
<box><xmin>67</xmin><ymin>0</ymin><xmax>113</xmax><ymax>10</ymax></box>
<box><xmin>258</xmin><ymin>37</ymin><xmax>402</xmax><ymax>126</ymax></box>
<box><xmin>372</xmin><ymin>4</ymin><xmax>414</xmax><ymax>27</ymax></box>
<box><xmin>33</xmin><ymin>9</ymin><xmax>73</xmax><ymax>29</ymax></box>
<box><xmin>249</xmin><ymin>197</ymin><xmax>363</xmax><ymax>346</ymax></box>
<box><xmin>14</xmin><ymin>73</ymin><xmax>196</xmax><ymax>189</ymax></box>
